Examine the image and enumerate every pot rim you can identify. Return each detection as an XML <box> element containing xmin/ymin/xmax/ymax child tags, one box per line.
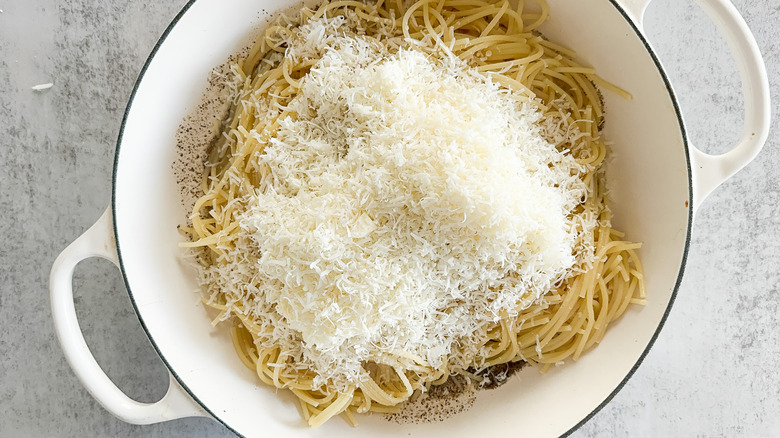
<box><xmin>110</xmin><ymin>1</ymin><xmax>693</xmax><ymax>435</ymax></box>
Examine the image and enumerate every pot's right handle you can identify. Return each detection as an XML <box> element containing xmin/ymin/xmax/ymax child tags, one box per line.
<box><xmin>50</xmin><ymin>207</ymin><xmax>208</xmax><ymax>424</ymax></box>
<box><xmin>622</xmin><ymin>0</ymin><xmax>770</xmax><ymax>213</ymax></box>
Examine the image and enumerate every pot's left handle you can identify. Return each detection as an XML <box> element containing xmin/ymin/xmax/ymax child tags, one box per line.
<box><xmin>50</xmin><ymin>207</ymin><xmax>208</xmax><ymax>424</ymax></box>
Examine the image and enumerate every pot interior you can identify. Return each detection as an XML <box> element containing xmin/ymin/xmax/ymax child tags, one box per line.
<box><xmin>113</xmin><ymin>0</ymin><xmax>690</xmax><ymax>436</ymax></box>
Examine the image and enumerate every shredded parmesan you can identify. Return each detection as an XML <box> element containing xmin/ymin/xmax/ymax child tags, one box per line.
<box><xmin>31</xmin><ymin>83</ymin><xmax>53</xmax><ymax>91</ymax></box>
<box><xmin>198</xmin><ymin>16</ymin><xmax>597</xmax><ymax>391</ymax></box>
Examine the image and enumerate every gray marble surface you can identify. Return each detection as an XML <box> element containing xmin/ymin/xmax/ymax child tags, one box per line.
<box><xmin>0</xmin><ymin>0</ymin><xmax>777</xmax><ymax>436</ymax></box>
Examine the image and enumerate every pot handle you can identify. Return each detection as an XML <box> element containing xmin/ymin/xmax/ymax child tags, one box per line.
<box><xmin>622</xmin><ymin>0</ymin><xmax>770</xmax><ymax>212</ymax></box>
<box><xmin>50</xmin><ymin>207</ymin><xmax>208</xmax><ymax>425</ymax></box>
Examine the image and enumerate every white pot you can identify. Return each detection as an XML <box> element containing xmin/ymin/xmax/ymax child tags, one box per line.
<box><xmin>50</xmin><ymin>0</ymin><xmax>770</xmax><ymax>436</ymax></box>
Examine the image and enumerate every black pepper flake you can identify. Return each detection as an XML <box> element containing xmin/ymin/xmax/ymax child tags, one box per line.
<box><xmin>385</xmin><ymin>375</ymin><xmax>477</xmax><ymax>424</ymax></box>
<box><xmin>473</xmin><ymin>361</ymin><xmax>526</xmax><ymax>390</ymax></box>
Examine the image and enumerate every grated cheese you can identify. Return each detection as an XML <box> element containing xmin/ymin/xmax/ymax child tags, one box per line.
<box><xmin>31</xmin><ymin>83</ymin><xmax>53</xmax><ymax>91</ymax></box>
<box><xmin>199</xmin><ymin>16</ymin><xmax>598</xmax><ymax>391</ymax></box>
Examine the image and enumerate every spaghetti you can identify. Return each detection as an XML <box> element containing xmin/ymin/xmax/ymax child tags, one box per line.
<box><xmin>181</xmin><ymin>0</ymin><xmax>645</xmax><ymax>427</ymax></box>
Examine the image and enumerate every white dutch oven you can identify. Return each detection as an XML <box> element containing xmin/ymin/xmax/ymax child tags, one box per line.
<box><xmin>50</xmin><ymin>0</ymin><xmax>770</xmax><ymax>436</ymax></box>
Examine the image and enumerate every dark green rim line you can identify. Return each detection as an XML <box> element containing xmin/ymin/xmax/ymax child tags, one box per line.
<box><xmin>110</xmin><ymin>1</ymin><xmax>693</xmax><ymax>437</ymax></box>
<box><xmin>561</xmin><ymin>0</ymin><xmax>693</xmax><ymax>435</ymax></box>
<box><xmin>109</xmin><ymin>0</ymin><xmax>237</xmax><ymax>435</ymax></box>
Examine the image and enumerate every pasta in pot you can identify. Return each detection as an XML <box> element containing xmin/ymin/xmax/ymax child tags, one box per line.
<box><xmin>180</xmin><ymin>0</ymin><xmax>644</xmax><ymax>427</ymax></box>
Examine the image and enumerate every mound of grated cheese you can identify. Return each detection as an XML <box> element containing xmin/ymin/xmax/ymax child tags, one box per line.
<box><xmin>200</xmin><ymin>16</ymin><xmax>598</xmax><ymax>391</ymax></box>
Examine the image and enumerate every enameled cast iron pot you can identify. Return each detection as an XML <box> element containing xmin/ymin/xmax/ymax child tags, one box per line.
<box><xmin>50</xmin><ymin>0</ymin><xmax>770</xmax><ymax>436</ymax></box>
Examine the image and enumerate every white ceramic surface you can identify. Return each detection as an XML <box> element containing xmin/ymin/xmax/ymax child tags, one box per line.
<box><xmin>50</xmin><ymin>0</ymin><xmax>770</xmax><ymax>436</ymax></box>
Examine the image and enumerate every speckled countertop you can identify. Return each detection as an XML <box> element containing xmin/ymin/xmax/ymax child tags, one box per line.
<box><xmin>1</xmin><ymin>0</ymin><xmax>777</xmax><ymax>436</ymax></box>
